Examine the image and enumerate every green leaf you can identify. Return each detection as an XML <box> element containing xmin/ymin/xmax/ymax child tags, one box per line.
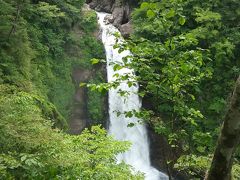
<box><xmin>80</xmin><ymin>82</ymin><xmax>86</xmax><ymax>87</ymax></box>
<box><xmin>179</xmin><ymin>16</ymin><xmax>186</xmax><ymax>25</ymax></box>
<box><xmin>125</xmin><ymin>111</ymin><xmax>133</xmax><ymax>118</ymax></box>
<box><xmin>117</xmin><ymin>111</ymin><xmax>121</xmax><ymax>117</ymax></box>
<box><xmin>138</xmin><ymin>92</ymin><xmax>145</xmax><ymax>97</ymax></box>
<box><xmin>113</xmin><ymin>64</ymin><xmax>122</xmax><ymax>71</ymax></box>
<box><xmin>196</xmin><ymin>146</ymin><xmax>206</xmax><ymax>153</ymax></box>
<box><xmin>127</xmin><ymin>81</ymin><xmax>133</xmax><ymax>87</ymax></box>
<box><xmin>91</xmin><ymin>58</ymin><xmax>100</xmax><ymax>65</ymax></box>
<box><xmin>166</xmin><ymin>9</ymin><xmax>175</xmax><ymax>18</ymax></box>
<box><xmin>140</xmin><ymin>2</ymin><xmax>149</xmax><ymax>9</ymax></box>
<box><xmin>127</xmin><ymin>123</ymin><xmax>135</xmax><ymax>128</ymax></box>
<box><xmin>147</xmin><ymin>10</ymin><xmax>156</xmax><ymax>18</ymax></box>
<box><xmin>21</xmin><ymin>155</ymin><xmax>27</xmax><ymax>162</ymax></box>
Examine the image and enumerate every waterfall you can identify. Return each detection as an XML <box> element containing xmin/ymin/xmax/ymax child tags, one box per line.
<box><xmin>97</xmin><ymin>12</ymin><xmax>169</xmax><ymax>180</ymax></box>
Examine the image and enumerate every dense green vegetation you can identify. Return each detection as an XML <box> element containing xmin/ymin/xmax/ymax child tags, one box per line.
<box><xmin>87</xmin><ymin>71</ymin><xmax>107</xmax><ymax>125</ymax></box>
<box><xmin>0</xmin><ymin>91</ymin><xmax>143</xmax><ymax>179</ymax></box>
<box><xmin>88</xmin><ymin>0</ymin><xmax>240</xmax><ymax>178</ymax></box>
<box><xmin>0</xmin><ymin>0</ymin><xmax>140</xmax><ymax>179</ymax></box>
<box><xmin>0</xmin><ymin>0</ymin><xmax>105</xmax><ymax>120</ymax></box>
<box><xmin>126</xmin><ymin>0</ymin><xmax>240</xmax><ymax>178</ymax></box>
<box><xmin>1</xmin><ymin>0</ymin><xmax>239</xmax><ymax>179</ymax></box>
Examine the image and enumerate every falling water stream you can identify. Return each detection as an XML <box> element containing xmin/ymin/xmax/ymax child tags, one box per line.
<box><xmin>97</xmin><ymin>12</ymin><xmax>169</xmax><ymax>180</ymax></box>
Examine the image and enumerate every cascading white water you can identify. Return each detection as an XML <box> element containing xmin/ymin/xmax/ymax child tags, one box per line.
<box><xmin>97</xmin><ymin>12</ymin><xmax>169</xmax><ymax>180</ymax></box>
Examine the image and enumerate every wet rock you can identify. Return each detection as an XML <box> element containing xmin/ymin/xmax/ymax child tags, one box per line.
<box><xmin>104</xmin><ymin>15</ymin><xmax>114</xmax><ymax>24</ymax></box>
<box><xmin>68</xmin><ymin>69</ymin><xmax>92</xmax><ymax>135</ymax></box>
<box><xmin>87</xmin><ymin>0</ymin><xmax>134</xmax><ymax>29</ymax></box>
<box><xmin>88</xmin><ymin>0</ymin><xmax>114</xmax><ymax>13</ymax></box>
<box><xmin>122</xmin><ymin>2</ymin><xmax>131</xmax><ymax>24</ymax></box>
<box><xmin>148</xmin><ymin>123</ymin><xmax>190</xmax><ymax>180</ymax></box>
<box><xmin>120</xmin><ymin>21</ymin><xmax>133</xmax><ymax>38</ymax></box>
<box><xmin>112</xmin><ymin>7</ymin><xmax>124</xmax><ymax>27</ymax></box>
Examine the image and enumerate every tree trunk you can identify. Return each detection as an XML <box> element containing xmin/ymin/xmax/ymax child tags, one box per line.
<box><xmin>206</xmin><ymin>75</ymin><xmax>240</xmax><ymax>180</ymax></box>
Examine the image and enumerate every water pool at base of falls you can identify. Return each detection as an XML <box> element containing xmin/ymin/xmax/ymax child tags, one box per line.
<box><xmin>97</xmin><ymin>12</ymin><xmax>169</xmax><ymax>180</ymax></box>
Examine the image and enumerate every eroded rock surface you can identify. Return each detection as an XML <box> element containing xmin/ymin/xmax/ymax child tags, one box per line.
<box><xmin>120</xmin><ymin>21</ymin><xmax>133</xmax><ymax>38</ymax></box>
<box><xmin>88</xmin><ymin>0</ymin><xmax>137</xmax><ymax>30</ymax></box>
<box><xmin>88</xmin><ymin>0</ymin><xmax>114</xmax><ymax>13</ymax></box>
<box><xmin>69</xmin><ymin>69</ymin><xmax>91</xmax><ymax>135</ymax></box>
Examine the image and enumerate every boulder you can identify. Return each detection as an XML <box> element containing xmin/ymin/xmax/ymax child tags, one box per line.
<box><xmin>104</xmin><ymin>15</ymin><xmax>114</xmax><ymax>24</ymax></box>
<box><xmin>89</xmin><ymin>0</ymin><xmax>114</xmax><ymax>13</ymax></box>
<box><xmin>112</xmin><ymin>7</ymin><xmax>124</xmax><ymax>27</ymax></box>
<box><xmin>87</xmin><ymin>0</ymin><xmax>134</xmax><ymax>29</ymax></box>
<box><xmin>119</xmin><ymin>21</ymin><xmax>133</xmax><ymax>38</ymax></box>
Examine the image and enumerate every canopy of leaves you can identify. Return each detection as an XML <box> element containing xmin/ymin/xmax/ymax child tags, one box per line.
<box><xmin>0</xmin><ymin>88</ymin><xmax>142</xmax><ymax>179</ymax></box>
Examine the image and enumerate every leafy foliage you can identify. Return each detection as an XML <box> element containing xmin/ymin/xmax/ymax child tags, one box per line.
<box><xmin>0</xmin><ymin>0</ymin><xmax>105</xmax><ymax>119</ymax></box>
<box><xmin>87</xmin><ymin>71</ymin><xmax>107</xmax><ymax>125</ymax></box>
<box><xmin>0</xmin><ymin>0</ymin><xmax>138</xmax><ymax>179</ymax></box>
<box><xmin>0</xmin><ymin>90</ymin><xmax>142</xmax><ymax>179</ymax></box>
<box><xmin>86</xmin><ymin>0</ymin><xmax>240</xmax><ymax>178</ymax></box>
<box><xmin>128</xmin><ymin>0</ymin><xmax>240</xmax><ymax>177</ymax></box>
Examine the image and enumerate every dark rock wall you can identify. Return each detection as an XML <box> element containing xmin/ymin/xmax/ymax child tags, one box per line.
<box><xmin>88</xmin><ymin>0</ymin><xmax>114</xmax><ymax>13</ymax></box>
<box><xmin>69</xmin><ymin>69</ymin><xmax>91</xmax><ymax>134</ymax></box>
<box><xmin>148</xmin><ymin>126</ymin><xmax>189</xmax><ymax>180</ymax></box>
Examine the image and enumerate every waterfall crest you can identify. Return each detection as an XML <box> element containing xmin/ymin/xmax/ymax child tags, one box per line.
<box><xmin>97</xmin><ymin>12</ymin><xmax>169</xmax><ymax>180</ymax></box>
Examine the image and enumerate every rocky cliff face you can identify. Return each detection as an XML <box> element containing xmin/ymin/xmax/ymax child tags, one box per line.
<box><xmin>87</xmin><ymin>0</ymin><xmax>137</xmax><ymax>37</ymax></box>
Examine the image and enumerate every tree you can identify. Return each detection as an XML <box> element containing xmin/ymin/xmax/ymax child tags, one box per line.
<box><xmin>87</xmin><ymin>0</ymin><xmax>240</xmax><ymax>178</ymax></box>
<box><xmin>206</xmin><ymin>76</ymin><xmax>240</xmax><ymax>180</ymax></box>
<box><xmin>0</xmin><ymin>0</ymin><xmax>136</xmax><ymax>179</ymax></box>
<box><xmin>0</xmin><ymin>90</ymin><xmax>143</xmax><ymax>179</ymax></box>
